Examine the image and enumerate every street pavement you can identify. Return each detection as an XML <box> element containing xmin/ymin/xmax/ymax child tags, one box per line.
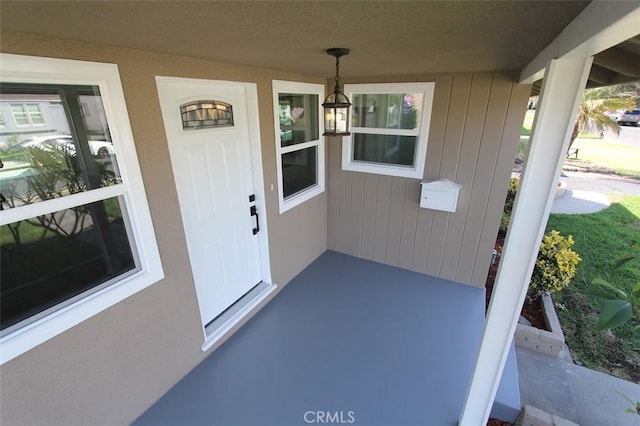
<box><xmin>559</xmin><ymin>171</ymin><xmax>640</xmax><ymax>196</ymax></box>
<box><xmin>602</xmin><ymin>125</ymin><xmax>640</xmax><ymax>148</ymax></box>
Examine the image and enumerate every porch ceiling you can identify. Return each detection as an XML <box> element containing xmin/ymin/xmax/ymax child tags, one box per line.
<box><xmin>1</xmin><ymin>1</ymin><xmax>590</xmax><ymax>78</ymax></box>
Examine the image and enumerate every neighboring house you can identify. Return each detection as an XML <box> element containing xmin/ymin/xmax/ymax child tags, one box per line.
<box><xmin>0</xmin><ymin>2</ymin><xmax>638</xmax><ymax>425</ymax></box>
<box><xmin>0</xmin><ymin>95</ymin><xmax>70</xmax><ymax>143</ymax></box>
<box><xmin>0</xmin><ymin>94</ymin><xmax>108</xmax><ymax>144</ymax></box>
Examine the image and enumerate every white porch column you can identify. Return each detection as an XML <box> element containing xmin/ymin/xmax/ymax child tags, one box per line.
<box><xmin>459</xmin><ymin>57</ymin><xmax>592</xmax><ymax>426</ymax></box>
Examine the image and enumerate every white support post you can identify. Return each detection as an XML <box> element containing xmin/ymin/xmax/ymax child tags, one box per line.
<box><xmin>459</xmin><ymin>57</ymin><xmax>592</xmax><ymax>426</ymax></box>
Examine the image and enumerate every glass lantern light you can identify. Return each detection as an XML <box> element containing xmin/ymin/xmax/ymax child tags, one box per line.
<box><xmin>322</xmin><ymin>48</ymin><xmax>351</xmax><ymax>136</ymax></box>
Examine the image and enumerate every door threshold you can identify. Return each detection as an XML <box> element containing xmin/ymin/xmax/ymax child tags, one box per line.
<box><xmin>201</xmin><ymin>281</ymin><xmax>277</xmax><ymax>352</ymax></box>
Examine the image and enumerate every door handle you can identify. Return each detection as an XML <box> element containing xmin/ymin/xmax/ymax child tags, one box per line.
<box><xmin>250</xmin><ymin>205</ymin><xmax>260</xmax><ymax>235</ymax></box>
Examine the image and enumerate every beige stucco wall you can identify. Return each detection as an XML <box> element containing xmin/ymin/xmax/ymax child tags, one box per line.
<box><xmin>328</xmin><ymin>74</ymin><xmax>531</xmax><ymax>287</ymax></box>
<box><xmin>0</xmin><ymin>31</ymin><xmax>327</xmax><ymax>425</ymax></box>
<box><xmin>0</xmin><ymin>31</ymin><xmax>532</xmax><ymax>426</ymax></box>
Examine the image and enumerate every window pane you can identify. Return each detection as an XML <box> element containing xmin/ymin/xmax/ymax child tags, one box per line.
<box><xmin>1</xmin><ymin>196</ymin><xmax>137</xmax><ymax>332</ymax></box>
<box><xmin>26</xmin><ymin>104</ymin><xmax>45</xmax><ymax>125</ymax></box>
<box><xmin>78</xmin><ymin>94</ymin><xmax>111</xmax><ymax>139</ymax></box>
<box><xmin>180</xmin><ymin>100</ymin><xmax>234</xmax><ymax>129</ymax></box>
<box><xmin>0</xmin><ymin>111</ymin><xmax>5</xmax><ymax>127</ymax></box>
<box><xmin>352</xmin><ymin>93</ymin><xmax>423</xmax><ymax>130</ymax></box>
<box><xmin>278</xmin><ymin>93</ymin><xmax>319</xmax><ymax>147</ymax></box>
<box><xmin>282</xmin><ymin>146</ymin><xmax>317</xmax><ymax>198</ymax></box>
<box><xmin>10</xmin><ymin>104</ymin><xmax>28</xmax><ymax>125</ymax></box>
<box><xmin>0</xmin><ymin>85</ymin><xmax>122</xmax><ymax>209</ymax></box>
<box><xmin>353</xmin><ymin>133</ymin><xmax>417</xmax><ymax>166</ymax></box>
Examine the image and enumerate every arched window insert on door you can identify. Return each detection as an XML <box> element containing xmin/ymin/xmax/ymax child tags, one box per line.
<box><xmin>181</xmin><ymin>100</ymin><xmax>234</xmax><ymax>130</ymax></box>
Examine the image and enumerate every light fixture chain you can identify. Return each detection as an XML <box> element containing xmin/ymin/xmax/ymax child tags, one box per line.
<box><xmin>334</xmin><ymin>56</ymin><xmax>341</xmax><ymax>92</ymax></box>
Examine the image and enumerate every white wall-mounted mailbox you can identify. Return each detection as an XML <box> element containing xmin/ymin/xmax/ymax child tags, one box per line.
<box><xmin>420</xmin><ymin>179</ymin><xmax>462</xmax><ymax>212</ymax></box>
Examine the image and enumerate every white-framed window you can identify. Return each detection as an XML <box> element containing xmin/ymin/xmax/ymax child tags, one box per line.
<box><xmin>0</xmin><ymin>54</ymin><xmax>164</xmax><ymax>365</ymax></box>
<box><xmin>10</xmin><ymin>103</ymin><xmax>46</xmax><ymax>126</ymax></box>
<box><xmin>272</xmin><ymin>80</ymin><xmax>325</xmax><ymax>213</ymax></box>
<box><xmin>342</xmin><ymin>82</ymin><xmax>435</xmax><ymax>179</ymax></box>
<box><xmin>0</xmin><ymin>111</ymin><xmax>6</xmax><ymax>127</ymax></box>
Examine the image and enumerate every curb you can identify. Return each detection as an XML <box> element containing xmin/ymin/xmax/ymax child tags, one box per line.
<box><xmin>515</xmin><ymin>405</ymin><xmax>579</xmax><ymax>426</ymax></box>
<box><xmin>515</xmin><ymin>293</ymin><xmax>569</xmax><ymax>358</ymax></box>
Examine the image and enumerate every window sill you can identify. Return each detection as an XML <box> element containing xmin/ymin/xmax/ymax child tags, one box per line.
<box><xmin>0</xmin><ymin>266</ymin><xmax>164</xmax><ymax>365</ymax></box>
<box><xmin>279</xmin><ymin>184</ymin><xmax>324</xmax><ymax>214</ymax></box>
<box><xmin>342</xmin><ymin>158</ymin><xmax>424</xmax><ymax>179</ymax></box>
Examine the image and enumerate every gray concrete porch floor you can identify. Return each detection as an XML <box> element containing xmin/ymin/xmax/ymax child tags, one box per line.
<box><xmin>134</xmin><ymin>250</ymin><xmax>519</xmax><ymax>425</ymax></box>
<box><xmin>517</xmin><ymin>346</ymin><xmax>640</xmax><ymax>426</ymax></box>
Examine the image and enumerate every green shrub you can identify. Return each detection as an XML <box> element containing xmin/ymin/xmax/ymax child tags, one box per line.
<box><xmin>530</xmin><ymin>230</ymin><xmax>581</xmax><ymax>297</ymax></box>
<box><xmin>504</xmin><ymin>178</ymin><xmax>519</xmax><ymax>216</ymax></box>
<box><xmin>500</xmin><ymin>177</ymin><xmax>520</xmax><ymax>231</ymax></box>
<box><xmin>588</xmin><ymin>252</ymin><xmax>640</xmax><ymax>331</ymax></box>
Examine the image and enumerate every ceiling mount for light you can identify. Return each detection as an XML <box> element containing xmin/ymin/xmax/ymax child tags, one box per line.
<box><xmin>322</xmin><ymin>48</ymin><xmax>351</xmax><ymax>136</ymax></box>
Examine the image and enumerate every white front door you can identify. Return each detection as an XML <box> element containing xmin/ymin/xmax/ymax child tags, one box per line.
<box><xmin>156</xmin><ymin>78</ymin><xmax>264</xmax><ymax>326</ymax></box>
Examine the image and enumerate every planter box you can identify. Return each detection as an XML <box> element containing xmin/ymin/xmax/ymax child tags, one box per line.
<box><xmin>515</xmin><ymin>292</ymin><xmax>566</xmax><ymax>357</ymax></box>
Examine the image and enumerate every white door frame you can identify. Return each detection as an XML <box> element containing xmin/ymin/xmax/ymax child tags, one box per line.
<box><xmin>155</xmin><ymin>76</ymin><xmax>273</xmax><ymax>346</ymax></box>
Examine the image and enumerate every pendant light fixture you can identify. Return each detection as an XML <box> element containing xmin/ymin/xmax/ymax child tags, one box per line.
<box><xmin>322</xmin><ymin>48</ymin><xmax>351</xmax><ymax>136</ymax></box>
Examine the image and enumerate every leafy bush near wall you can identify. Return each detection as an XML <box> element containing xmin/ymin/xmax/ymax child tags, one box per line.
<box><xmin>500</xmin><ymin>177</ymin><xmax>520</xmax><ymax>231</ymax></box>
<box><xmin>497</xmin><ymin>179</ymin><xmax>581</xmax><ymax>297</ymax></box>
<box><xmin>530</xmin><ymin>230</ymin><xmax>581</xmax><ymax>297</ymax></box>
<box><xmin>504</xmin><ymin>177</ymin><xmax>519</xmax><ymax>217</ymax></box>
<box><xmin>589</xmin><ymin>252</ymin><xmax>640</xmax><ymax>331</ymax></box>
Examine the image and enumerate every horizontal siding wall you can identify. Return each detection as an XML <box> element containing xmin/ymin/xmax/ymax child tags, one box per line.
<box><xmin>328</xmin><ymin>73</ymin><xmax>531</xmax><ymax>287</ymax></box>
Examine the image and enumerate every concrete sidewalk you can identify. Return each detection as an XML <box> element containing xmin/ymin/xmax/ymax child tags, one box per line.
<box><xmin>517</xmin><ymin>347</ymin><xmax>640</xmax><ymax>425</ymax></box>
<box><xmin>549</xmin><ymin>170</ymin><xmax>640</xmax><ymax>215</ymax></box>
<box><xmin>551</xmin><ymin>188</ymin><xmax>611</xmax><ymax>214</ymax></box>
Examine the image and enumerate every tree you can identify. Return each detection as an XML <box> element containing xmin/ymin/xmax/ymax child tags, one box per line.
<box><xmin>567</xmin><ymin>90</ymin><xmax>632</xmax><ymax>153</ymax></box>
<box><xmin>585</xmin><ymin>82</ymin><xmax>640</xmax><ymax>105</ymax></box>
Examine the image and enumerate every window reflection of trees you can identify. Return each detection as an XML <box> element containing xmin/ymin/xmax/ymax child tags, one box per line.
<box><xmin>2</xmin><ymin>144</ymin><xmax>117</xmax><ymax>241</ymax></box>
<box><xmin>1</xmin><ymin>143</ymin><xmax>133</xmax><ymax>332</ymax></box>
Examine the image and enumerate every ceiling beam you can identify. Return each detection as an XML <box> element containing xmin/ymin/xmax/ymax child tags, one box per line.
<box><xmin>609</xmin><ymin>73</ymin><xmax>640</xmax><ymax>86</ymax></box>
<box><xmin>587</xmin><ymin>64</ymin><xmax>617</xmax><ymax>85</ymax></box>
<box><xmin>593</xmin><ymin>47</ymin><xmax>640</xmax><ymax>77</ymax></box>
<box><xmin>520</xmin><ymin>2</ymin><xmax>640</xmax><ymax>84</ymax></box>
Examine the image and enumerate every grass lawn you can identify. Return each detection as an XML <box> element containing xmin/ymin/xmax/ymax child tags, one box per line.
<box><xmin>517</xmin><ymin>136</ymin><xmax>529</xmax><ymax>158</ymax></box>
<box><xmin>571</xmin><ymin>139</ymin><xmax>640</xmax><ymax>178</ymax></box>
<box><xmin>547</xmin><ymin>194</ymin><xmax>640</xmax><ymax>382</ymax></box>
<box><xmin>521</xmin><ymin>110</ymin><xmax>535</xmax><ymax>136</ymax></box>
